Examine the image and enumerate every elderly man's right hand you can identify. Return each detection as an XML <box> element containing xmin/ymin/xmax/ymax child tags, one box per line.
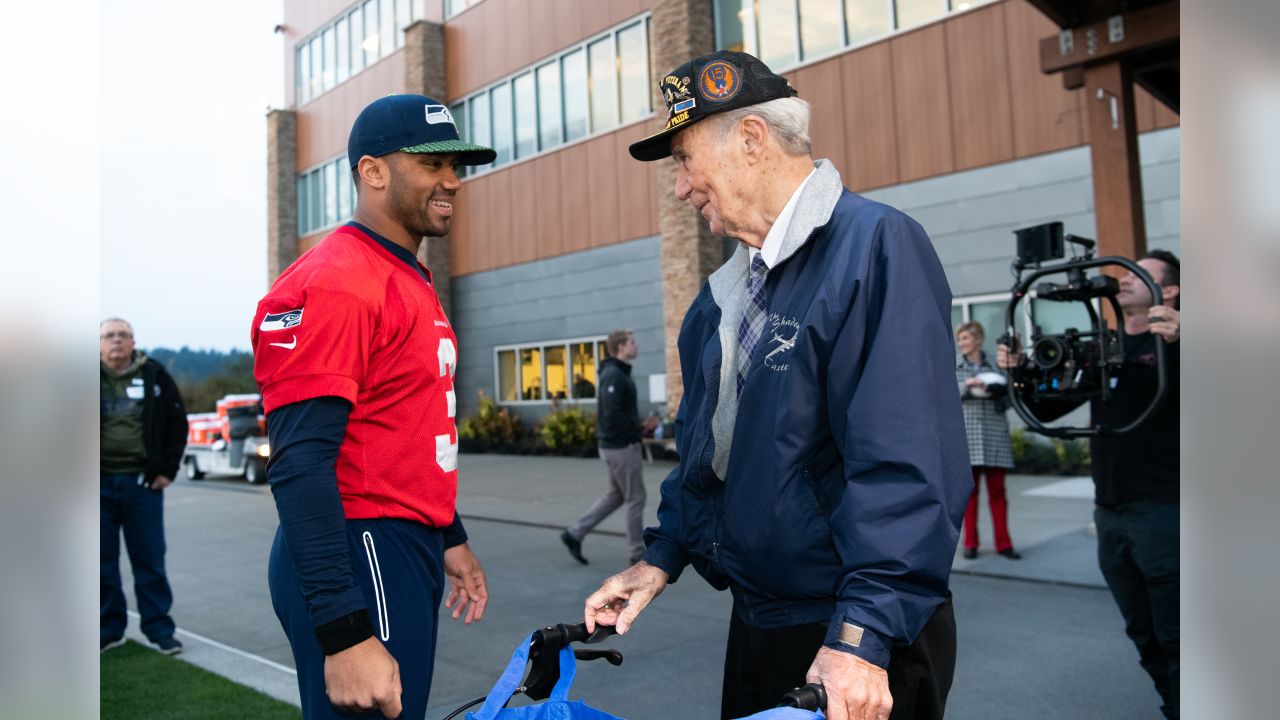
<box><xmin>324</xmin><ymin>636</ymin><xmax>402</xmax><ymax>718</ymax></box>
<box><xmin>583</xmin><ymin>561</ymin><xmax>669</xmax><ymax>635</ymax></box>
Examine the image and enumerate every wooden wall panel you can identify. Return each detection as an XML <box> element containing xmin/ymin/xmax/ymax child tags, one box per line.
<box><xmin>297</xmin><ymin>52</ymin><xmax>406</xmax><ymax>169</ymax></box>
<box><xmin>486</xmin><ymin>169</ymin><xmax>515</xmax><ymax>267</ymax></box>
<box><xmin>528</xmin><ymin>1</ymin><xmax>559</xmax><ymax>64</ymax></box>
<box><xmin>1003</xmin><ymin>0</ymin><xmax>1084</xmax><ymax>158</ymax></box>
<box><xmin>466</xmin><ymin>174</ymin><xmax>493</xmax><ymax>273</ymax></box>
<box><xmin>1152</xmin><ymin>98</ymin><xmax>1179</xmax><ymax>129</ymax></box>
<box><xmin>613</xmin><ymin>123</ymin><xmax>659</xmax><ymax>242</ymax></box>
<box><xmin>838</xmin><ymin>43</ymin><xmax>899</xmax><ymax>191</ymax></box>
<box><xmin>450</xmin><ymin>185</ymin><xmax>472</xmax><ymax>277</ymax></box>
<box><xmin>1134</xmin><ymin>85</ymin><xmax>1179</xmax><ymax>132</ymax></box>
<box><xmin>506</xmin><ymin>162</ymin><xmax>539</xmax><ymax>265</ymax></box>
<box><xmin>534</xmin><ymin>157</ymin><xmax>565</xmax><ymax>260</ymax></box>
<box><xmin>891</xmin><ymin>25</ymin><xmax>955</xmax><ymax>181</ymax></box>
<box><xmin>586</xmin><ymin>135</ymin><xmax>622</xmax><ymax>248</ymax></box>
<box><xmin>946</xmin><ymin>4</ymin><xmax>1015</xmax><ymax>170</ymax></box>
<box><xmin>558</xmin><ymin>144</ymin><xmax>592</xmax><ymax>255</ymax></box>
<box><xmin>787</xmin><ymin>60</ymin><xmax>847</xmax><ymax>173</ymax></box>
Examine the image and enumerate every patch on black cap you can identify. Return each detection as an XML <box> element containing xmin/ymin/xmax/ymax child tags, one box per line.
<box><xmin>629</xmin><ymin>51</ymin><xmax>797</xmax><ymax>162</ymax></box>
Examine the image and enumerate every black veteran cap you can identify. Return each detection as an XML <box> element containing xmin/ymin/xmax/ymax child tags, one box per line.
<box><xmin>628</xmin><ymin>50</ymin><xmax>798</xmax><ymax>162</ymax></box>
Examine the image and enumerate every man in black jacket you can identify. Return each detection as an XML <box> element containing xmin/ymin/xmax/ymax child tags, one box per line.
<box><xmin>562</xmin><ymin>329</ymin><xmax>645</xmax><ymax>565</ymax></box>
<box><xmin>1000</xmin><ymin>250</ymin><xmax>1181</xmax><ymax>719</ymax></box>
<box><xmin>100</xmin><ymin>318</ymin><xmax>188</xmax><ymax>654</ymax></box>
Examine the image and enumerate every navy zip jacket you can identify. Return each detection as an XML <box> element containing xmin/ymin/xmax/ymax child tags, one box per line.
<box><xmin>641</xmin><ymin>160</ymin><xmax>971</xmax><ymax>669</ymax></box>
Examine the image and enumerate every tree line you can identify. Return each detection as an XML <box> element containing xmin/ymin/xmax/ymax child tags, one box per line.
<box><xmin>147</xmin><ymin>347</ymin><xmax>259</xmax><ymax>413</ymax></box>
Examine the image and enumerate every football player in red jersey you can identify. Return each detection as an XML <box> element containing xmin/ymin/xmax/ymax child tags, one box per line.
<box><xmin>252</xmin><ymin>95</ymin><xmax>496</xmax><ymax>720</ymax></box>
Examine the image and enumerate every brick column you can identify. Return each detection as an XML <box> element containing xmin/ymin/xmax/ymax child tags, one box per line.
<box><xmin>652</xmin><ymin>0</ymin><xmax>718</xmax><ymax>413</ymax></box>
<box><xmin>405</xmin><ymin>19</ymin><xmax>453</xmax><ymax>318</ymax></box>
<box><xmin>266</xmin><ymin>109</ymin><xmax>298</xmax><ymax>283</ymax></box>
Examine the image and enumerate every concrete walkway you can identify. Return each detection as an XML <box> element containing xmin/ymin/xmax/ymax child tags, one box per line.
<box><xmin>116</xmin><ymin>454</ymin><xmax>1158</xmax><ymax>719</ymax></box>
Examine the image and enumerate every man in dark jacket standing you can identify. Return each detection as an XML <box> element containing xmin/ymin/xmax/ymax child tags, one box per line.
<box><xmin>563</xmin><ymin>329</ymin><xmax>646</xmax><ymax>565</ymax></box>
<box><xmin>100</xmin><ymin>318</ymin><xmax>187</xmax><ymax>654</ymax></box>
<box><xmin>583</xmin><ymin>52</ymin><xmax>970</xmax><ymax>720</ymax></box>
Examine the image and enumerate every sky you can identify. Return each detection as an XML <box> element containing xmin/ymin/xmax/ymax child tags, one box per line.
<box><xmin>100</xmin><ymin>1</ymin><xmax>285</xmax><ymax>351</ymax></box>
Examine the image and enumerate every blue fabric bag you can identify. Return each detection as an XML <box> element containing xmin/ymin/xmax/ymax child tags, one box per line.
<box><xmin>467</xmin><ymin>633</ymin><xmax>626</xmax><ymax>720</ymax></box>
<box><xmin>733</xmin><ymin>708</ymin><xmax>824</xmax><ymax>720</ymax></box>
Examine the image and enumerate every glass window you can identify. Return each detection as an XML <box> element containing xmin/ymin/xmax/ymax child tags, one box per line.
<box><xmin>896</xmin><ymin>0</ymin><xmax>946</xmax><ymax>28</ymax></box>
<box><xmin>469</xmin><ymin>92</ymin><xmax>491</xmax><ymax>151</ymax></box>
<box><xmin>598</xmin><ymin>340</ymin><xmax>610</xmax><ymax>361</ymax></box>
<box><xmin>363</xmin><ymin>0</ymin><xmax>380</xmax><ymax>65</ymax></box>
<box><xmin>490</xmin><ymin>83</ymin><xmax>513</xmax><ymax>165</ymax></box>
<box><xmin>324</xmin><ymin>161</ymin><xmax>338</xmax><ymax>226</ymax></box>
<box><xmin>715</xmin><ymin>0</ymin><xmax>747</xmax><ymax>51</ymax></box>
<box><xmin>308</xmin><ymin>37</ymin><xmax>323</xmax><ymax>100</ymax></box>
<box><xmin>513</xmin><ymin>72</ymin><xmax>537</xmax><ymax>159</ymax></box>
<box><xmin>846</xmin><ymin>0</ymin><xmax>892</xmax><ymax>45</ymax></box>
<box><xmin>395</xmin><ymin>0</ymin><xmax>412</xmax><ymax>49</ymax></box>
<box><xmin>308</xmin><ymin>171</ymin><xmax>322</xmax><ymax>231</ymax></box>
<box><xmin>951</xmin><ymin>304</ymin><xmax>964</xmax><ymax>333</ymax></box>
<box><xmin>380</xmin><ymin>0</ymin><xmax>395</xmax><ymax>58</ymax></box>
<box><xmin>570</xmin><ymin>342</ymin><xmax>597</xmax><ymax>399</ymax></box>
<box><xmin>338</xmin><ymin>161</ymin><xmax>353</xmax><ymax>221</ymax></box>
<box><xmin>545</xmin><ymin>346</ymin><xmax>568</xmax><ymax>400</ymax></box>
<box><xmin>1031</xmin><ymin>297</ymin><xmax>1095</xmax><ymax>336</ymax></box>
<box><xmin>350</xmin><ymin>8</ymin><xmax>366</xmax><ymax>74</ymax></box>
<box><xmin>296</xmin><ymin>45</ymin><xmax>311</xmax><ymax>104</ymax></box>
<box><xmin>799</xmin><ymin>0</ymin><xmax>842</xmax><ymax>60</ymax></box>
<box><xmin>321</xmin><ymin>27</ymin><xmax>336</xmax><ymax>92</ymax></box>
<box><xmin>497</xmin><ymin>350</ymin><xmax>518</xmax><ymax>402</ymax></box>
<box><xmin>336</xmin><ymin>18</ymin><xmax>350</xmax><ymax>83</ymax></box>
<box><xmin>616</xmin><ymin>23</ymin><xmax>649</xmax><ymax>123</ymax></box>
<box><xmin>561</xmin><ymin>49</ymin><xmax>588</xmax><ymax>141</ymax></box>
<box><xmin>536</xmin><ymin>62</ymin><xmax>562</xmax><ymax>150</ymax></box>
<box><xmin>520</xmin><ymin>348</ymin><xmax>543</xmax><ymax>401</ymax></box>
<box><xmin>757</xmin><ymin>0</ymin><xmax>799</xmax><ymax>69</ymax></box>
<box><xmin>587</xmin><ymin>37</ymin><xmax>616</xmax><ymax>132</ymax></box>
<box><xmin>297</xmin><ymin>176</ymin><xmax>308</xmax><ymax>231</ymax></box>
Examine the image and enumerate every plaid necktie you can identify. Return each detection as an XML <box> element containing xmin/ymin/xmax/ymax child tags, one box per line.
<box><xmin>737</xmin><ymin>253</ymin><xmax>769</xmax><ymax>397</ymax></box>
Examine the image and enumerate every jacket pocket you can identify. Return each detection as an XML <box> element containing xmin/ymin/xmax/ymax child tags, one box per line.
<box><xmin>803</xmin><ymin>443</ymin><xmax>843</xmax><ymax>517</ymax></box>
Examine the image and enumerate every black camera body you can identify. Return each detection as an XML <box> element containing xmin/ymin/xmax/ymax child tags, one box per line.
<box><xmin>1001</xmin><ymin>223</ymin><xmax>1167</xmax><ymax>438</ymax></box>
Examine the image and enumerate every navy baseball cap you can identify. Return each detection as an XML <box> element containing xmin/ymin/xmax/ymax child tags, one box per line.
<box><xmin>628</xmin><ymin>50</ymin><xmax>798</xmax><ymax>162</ymax></box>
<box><xmin>348</xmin><ymin>94</ymin><xmax>496</xmax><ymax>169</ymax></box>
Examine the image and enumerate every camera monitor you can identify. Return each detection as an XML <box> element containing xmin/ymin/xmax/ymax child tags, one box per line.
<box><xmin>1015</xmin><ymin>222</ymin><xmax>1064</xmax><ymax>265</ymax></box>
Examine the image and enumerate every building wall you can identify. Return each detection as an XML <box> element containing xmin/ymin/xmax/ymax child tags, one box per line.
<box><xmin>451</xmin><ymin>235</ymin><xmax>665</xmax><ymax>421</ymax></box>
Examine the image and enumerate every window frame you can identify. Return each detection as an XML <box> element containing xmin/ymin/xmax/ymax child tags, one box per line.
<box><xmin>493</xmin><ymin>335</ymin><xmax>611</xmax><ymax>406</ymax></box>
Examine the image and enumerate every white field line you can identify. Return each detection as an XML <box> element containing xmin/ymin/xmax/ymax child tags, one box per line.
<box><xmin>126</xmin><ymin>610</ymin><xmax>296</xmax><ymax>676</ymax></box>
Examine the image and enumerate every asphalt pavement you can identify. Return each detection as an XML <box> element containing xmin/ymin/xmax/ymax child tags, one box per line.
<box><xmin>116</xmin><ymin>454</ymin><xmax>1164</xmax><ymax>719</ymax></box>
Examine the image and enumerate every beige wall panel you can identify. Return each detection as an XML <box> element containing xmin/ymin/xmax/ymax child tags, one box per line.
<box><xmin>586</xmin><ymin>136</ymin><xmax>622</xmax><ymax>248</ymax></box>
<box><xmin>480</xmin><ymin>1</ymin><xmax>505</xmax><ymax>90</ymax></box>
<box><xmin>946</xmin><ymin>5</ymin><xmax>1015</xmax><ymax>170</ymax></box>
<box><xmin>891</xmin><ymin>25</ymin><xmax>955</xmax><ymax>181</ymax></box>
<box><xmin>837</xmin><ymin>44</ymin><xmax>899</xmax><ymax>191</ymax></box>
<box><xmin>1134</xmin><ymin>84</ymin><xmax>1157</xmax><ymax>132</ymax></box>
<box><xmin>506</xmin><ymin>162</ymin><xmax>539</xmax><ymax>266</ymax></box>
<box><xmin>297</xmin><ymin>52</ymin><xmax>406</xmax><ymax>169</ymax></box>
<box><xmin>786</xmin><ymin>61</ymin><xmax>847</xmax><ymax>179</ymax></box>
<box><xmin>298</xmin><ymin>229</ymin><xmax>328</xmax><ymax>256</ymax></box>
<box><xmin>465</xmin><ymin>174</ymin><xmax>493</xmax><ymax>273</ymax></box>
<box><xmin>552</xmin><ymin>0</ymin><xmax>586</xmax><ymax>57</ymax></box>
<box><xmin>613</xmin><ymin>123</ymin><xmax>660</xmax><ymax>242</ymax></box>
<box><xmin>534</xmin><ymin>157</ymin><xmax>565</xmax><ymax>259</ymax></box>
<box><xmin>1152</xmin><ymin>96</ymin><xmax>1179</xmax><ymax>129</ymax></box>
<box><xmin>450</xmin><ymin>186</ymin><xmax>473</xmax><ymax>277</ymax></box>
<box><xmin>486</xmin><ymin>168</ymin><xmax>516</xmax><ymax>270</ymax></box>
<box><xmin>506</xmin><ymin>1</ymin><xmax>532</xmax><ymax>70</ymax></box>
<box><xmin>558</xmin><ymin>144</ymin><xmax>592</xmax><ymax>255</ymax></box>
<box><xmin>528</xmin><ymin>1</ymin><xmax>559</xmax><ymax>62</ymax></box>
<box><xmin>1003</xmin><ymin>0</ymin><xmax>1084</xmax><ymax>157</ymax></box>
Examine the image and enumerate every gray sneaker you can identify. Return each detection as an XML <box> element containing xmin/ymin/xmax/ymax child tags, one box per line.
<box><xmin>152</xmin><ymin>636</ymin><xmax>183</xmax><ymax>655</ymax></box>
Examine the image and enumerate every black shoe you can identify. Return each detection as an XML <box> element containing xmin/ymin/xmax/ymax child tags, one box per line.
<box><xmin>998</xmin><ymin>548</ymin><xmax>1022</xmax><ymax>560</ymax></box>
<box><xmin>152</xmin><ymin>636</ymin><xmax>183</xmax><ymax>655</ymax></box>
<box><xmin>962</xmin><ymin>547</ymin><xmax>978</xmax><ymax>560</ymax></box>
<box><xmin>560</xmin><ymin>531</ymin><xmax>588</xmax><ymax>565</ymax></box>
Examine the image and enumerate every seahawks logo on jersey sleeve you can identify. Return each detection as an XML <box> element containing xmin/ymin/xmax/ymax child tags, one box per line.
<box><xmin>260</xmin><ymin>308</ymin><xmax>304</xmax><ymax>332</ymax></box>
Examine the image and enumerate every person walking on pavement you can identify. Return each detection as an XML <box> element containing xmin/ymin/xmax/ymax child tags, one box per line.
<box><xmin>562</xmin><ymin>329</ymin><xmax>646</xmax><ymax>565</ymax></box>
<box><xmin>100</xmin><ymin>318</ymin><xmax>187</xmax><ymax>655</ymax></box>
<box><xmin>955</xmin><ymin>321</ymin><xmax>1020</xmax><ymax>560</ymax></box>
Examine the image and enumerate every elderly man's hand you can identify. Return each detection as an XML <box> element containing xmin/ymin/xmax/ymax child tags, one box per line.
<box><xmin>583</xmin><ymin>561</ymin><xmax>668</xmax><ymax>635</ymax></box>
<box><xmin>806</xmin><ymin>646</ymin><xmax>892</xmax><ymax>720</ymax></box>
<box><xmin>1148</xmin><ymin>304</ymin><xmax>1180</xmax><ymax>343</ymax></box>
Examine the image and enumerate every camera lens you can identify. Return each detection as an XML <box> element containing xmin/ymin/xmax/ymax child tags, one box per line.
<box><xmin>1033</xmin><ymin>337</ymin><xmax>1068</xmax><ymax>370</ymax></box>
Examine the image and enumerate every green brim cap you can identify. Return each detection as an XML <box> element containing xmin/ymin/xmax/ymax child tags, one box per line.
<box><xmin>402</xmin><ymin>139</ymin><xmax>497</xmax><ymax>166</ymax></box>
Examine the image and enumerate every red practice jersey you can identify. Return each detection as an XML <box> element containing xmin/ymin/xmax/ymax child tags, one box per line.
<box><xmin>251</xmin><ymin>225</ymin><xmax>459</xmax><ymax>526</ymax></box>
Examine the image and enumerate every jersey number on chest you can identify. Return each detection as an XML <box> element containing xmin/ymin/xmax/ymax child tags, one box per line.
<box><xmin>436</xmin><ymin>338</ymin><xmax>458</xmax><ymax>473</ymax></box>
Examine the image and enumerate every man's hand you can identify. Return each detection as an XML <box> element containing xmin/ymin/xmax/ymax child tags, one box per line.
<box><xmin>806</xmin><ymin>646</ymin><xmax>892</xmax><ymax>720</ymax></box>
<box><xmin>995</xmin><ymin>338</ymin><xmax>1021</xmax><ymax>370</ymax></box>
<box><xmin>1148</xmin><ymin>304</ymin><xmax>1180</xmax><ymax>343</ymax></box>
<box><xmin>324</xmin><ymin>637</ymin><xmax>402</xmax><ymax>718</ymax></box>
<box><xmin>149</xmin><ymin>475</ymin><xmax>173</xmax><ymax>491</ymax></box>
<box><xmin>583</xmin><ymin>561</ymin><xmax>668</xmax><ymax>635</ymax></box>
<box><xmin>443</xmin><ymin>543</ymin><xmax>488</xmax><ymax>624</ymax></box>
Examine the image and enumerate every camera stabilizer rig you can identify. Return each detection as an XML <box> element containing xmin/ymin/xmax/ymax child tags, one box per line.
<box><xmin>999</xmin><ymin>222</ymin><xmax>1168</xmax><ymax>438</ymax></box>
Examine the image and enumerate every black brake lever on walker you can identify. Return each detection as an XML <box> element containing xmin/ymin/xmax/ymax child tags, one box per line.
<box><xmin>779</xmin><ymin>683</ymin><xmax>827</xmax><ymax>712</ymax></box>
<box><xmin>523</xmin><ymin>622</ymin><xmax>624</xmax><ymax>701</ymax></box>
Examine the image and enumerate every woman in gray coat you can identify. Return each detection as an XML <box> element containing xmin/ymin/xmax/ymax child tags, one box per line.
<box><xmin>956</xmin><ymin>321</ymin><xmax>1020</xmax><ymax>559</ymax></box>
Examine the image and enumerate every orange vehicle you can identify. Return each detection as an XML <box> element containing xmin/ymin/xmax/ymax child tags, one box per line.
<box><xmin>182</xmin><ymin>393</ymin><xmax>270</xmax><ymax>484</ymax></box>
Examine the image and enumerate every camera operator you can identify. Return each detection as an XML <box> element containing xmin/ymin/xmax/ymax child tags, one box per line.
<box><xmin>999</xmin><ymin>249</ymin><xmax>1180</xmax><ymax>719</ymax></box>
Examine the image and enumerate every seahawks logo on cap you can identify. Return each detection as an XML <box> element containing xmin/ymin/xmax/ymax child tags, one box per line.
<box><xmin>425</xmin><ymin>104</ymin><xmax>456</xmax><ymax>126</ymax></box>
<box><xmin>260</xmin><ymin>308</ymin><xmax>303</xmax><ymax>332</ymax></box>
<box><xmin>699</xmin><ymin>61</ymin><xmax>741</xmax><ymax>102</ymax></box>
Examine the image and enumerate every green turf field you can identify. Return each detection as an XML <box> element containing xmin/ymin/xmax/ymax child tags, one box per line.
<box><xmin>101</xmin><ymin>640</ymin><xmax>300</xmax><ymax>719</ymax></box>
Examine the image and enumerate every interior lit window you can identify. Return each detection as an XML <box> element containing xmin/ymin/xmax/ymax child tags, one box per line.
<box><xmin>545</xmin><ymin>346</ymin><xmax>568</xmax><ymax>400</ymax></box>
<box><xmin>570</xmin><ymin>342</ymin><xmax>598</xmax><ymax>399</ymax></box>
<box><xmin>520</xmin><ymin>348</ymin><xmax>543</xmax><ymax>401</ymax></box>
<box><xmin>497</xmin><ymin>350</ymin><xmax>518</xmax><ymax>402</ymax></box>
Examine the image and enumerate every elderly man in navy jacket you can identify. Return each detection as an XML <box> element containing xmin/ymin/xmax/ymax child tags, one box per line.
<box><xmin>584</xmin><ymin>51</ymin><xmax>971</xmax><ymax>720</ymax></box>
